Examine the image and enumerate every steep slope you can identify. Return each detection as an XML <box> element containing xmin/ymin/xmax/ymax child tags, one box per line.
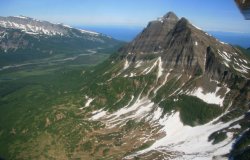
<box><xmin>0</xmin><ymin>16</ymin><xmax>123</xmax><ymax>67</ymax></box>
<box><xmin>82</xmin><ymin>12</ymin><xmax>250</xmax><ymax>159</ymax></box>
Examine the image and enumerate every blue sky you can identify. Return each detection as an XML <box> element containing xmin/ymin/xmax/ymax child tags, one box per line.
<box><xmin>0</xmin><ymin>0</ymin><xmax>250</xmax><ymax>33</ymax></box>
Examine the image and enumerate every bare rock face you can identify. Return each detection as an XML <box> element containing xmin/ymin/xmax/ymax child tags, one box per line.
<box><xmin>115</xmin><ymin>12</ymin><xmax>250</xmax><ymax>115</ymax></box>
<box><xmin>119</xmin><ymin>12</ymin><xmax>179</xmax><ymax>54</ymax></box>
<box><xmin>119</xmin><ymin>12</ymin><xmax>250</xmax><ymax>80</ymax></box>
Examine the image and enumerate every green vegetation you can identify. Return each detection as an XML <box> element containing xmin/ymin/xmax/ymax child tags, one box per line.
<box><xmin>102</xmin><ymin>148</ymin><xmax>110</xmax><ymax>156</ymax></box>
<box><xmin>230</xmin><ymin>130</ymin><xmax>250</xmax><ymax>160</ymax></box>
<box><xmin>82</xmin><ymin>141</ymin><xmax>93</xmax><ymax>152</ymax></box>
<box><xmin>159</xmin><ymin>95</ymin><xmax>223</xmax><ymax>126</ymax></box>
<box><xmin>208</xmin><ymin>131</ymin><xmax>227</xmax><ymax>144</ymax></box>
<box><xmin>0</xmin><ymin>63</ymin><xmax>102</xmax><ymax>159</ymax></box>
<box><xmin>80</xmin><ymin>58</ymin><xmax>158</xmax><ymax>111</ymax></box>
<box><xmin>236</xmin><ymin>46</ymin><xmax>250</xmax><ymax>60</ymax></box>
<box><xmin>122</xmin><ymin>120</ymin><xmax>146</xmax><ymax>133</ymax></box>
<box><xmin>153</xmin><ymin>78</ymin><xmax>181</xmax><ymax>103</ymax></box>
<box><xmin>135</xmin><ymin>143</ymin><xmax>152</xmax><ymax>151</ymax></box>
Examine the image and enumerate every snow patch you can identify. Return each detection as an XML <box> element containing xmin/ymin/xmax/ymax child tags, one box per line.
<box><xmin>91</xmin><ymin>109</ymin><xmax>107</xmax><ymax>120</ymax></box>
<box><xmin>193</xmin><ymin>24</ymin><xmax>202</xmax><ymax>30</ymax></box>
<box><xmin>157</xmin><ymin>57</ymin><xmax>164</xmax><ymax>79</ymax></box>
<box><xmin>135</xmin><ymin>61</ymin><xmax>143</xmax><ymax>68</ymax></box>
<box><xmin>123</xmin><ymin>59</ymin><xmax>130</xmax><ymax>70</ymax></box>
<box><xmin>188</xmin><ymin>87</ymin><xmax>228</xmax><ymax>106</ymax></box>
<box><xmin>243</xmin><ymin>59</ymin><xmax>248</xmax><ymax>64</ymax></box>
<box><xmin>63</xmin><ymin>24</ymin><xmax>73</xmax><ymax>28</ymax></box>
<box><xmin>223</xmin><ymin>62</ymin><xmax>230</xmax><ymax>68</ymax></box>
<box><xmin>218</xmin><ymin>50</ymin><xmax>231</xmax><ymax>62</ymax></box>
<box><xmin>129</xmin><ymin>73</ymin><xmax>136</xmax><ymax>77</ymax></box>
<box><xmin>233</xmin><ymin>65</ymin><xmax>248</xmax><ymax>74</ymax></box>
<box><xmin>89</xmin><ymin>95</ymin><xmax>160</xmax><ymax>128</ymax></box>
<box><xmin>14</xmin><ymin>15</ymin><xmax>29</xmax><ymax>19</ymax></box>
<box><xmin>85</xmin><ymin>97</ymin><xmax>94</xmax><ymax>108</ymax></box>
<box><xmin>154</xmin><ymin>71</ymin><xmax>172</xmax><ymax>94</ymax></box>
<box><xmin>143</xmin><ymin>57</ymin><xmax>161</xmax><ymax>75</ymax></box>
<box><xmin>219</xmin><ymin>41</ymin><xmax>228</xmax><ymax>45</ymax></box>
<box><xmin>127</xmin><ymin>112</ymin><xmax>244</xmax><ymax>160</ymax></box>
<box><xmin>229</xmin><ymin>124</ymin><xmax>241</xmax><ymax>129</ymax></box>
<box><xmin>79</xmin><ymin>29</ymin><xmax>99</xmax><ymax>35</ymax></box>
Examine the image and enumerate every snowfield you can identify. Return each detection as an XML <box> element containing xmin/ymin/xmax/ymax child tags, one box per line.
<box><xmin>89</xmin><ymin>92</ymin><xmax>242</xmax><ymax>160</ymax></box>
<box><xmin>188</xmin><ymin>87</ymin><xmax>229</xmax><ymax>107</ymax></box>
<box><xmin>126</xmin><ymin>112</ymin><xmax>243</xmax><ymax>160</ymax></box>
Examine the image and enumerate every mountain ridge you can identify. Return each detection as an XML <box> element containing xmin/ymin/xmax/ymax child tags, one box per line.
<box><xmin>0</xmin><ymin>15</ymin><xmax>123</xmax><ymax>67</ymax></box>
<box><xmin>0</xmin><ymin>15</ymin><xmax>100</xmax><ymax>36</ymax></box>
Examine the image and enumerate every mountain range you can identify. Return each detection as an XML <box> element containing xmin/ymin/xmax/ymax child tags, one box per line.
<box><xmin>0</xmin><ymin>12</ymin><xmax>249</xmax><ymax>160</ymax></box>
<box><xmin>0</xmin><ymin>15</ymin><xmax>123</xmax><ymax>67</ymax></box>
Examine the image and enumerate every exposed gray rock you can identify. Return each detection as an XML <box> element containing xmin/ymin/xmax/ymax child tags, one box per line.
<box><xmin>119</xmin><ymin>12</ymin><xmax>250</xmax><ymax>80</ymax></box>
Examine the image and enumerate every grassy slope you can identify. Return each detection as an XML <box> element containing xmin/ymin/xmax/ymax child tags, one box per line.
<box><xmin>236</xmin><ymin>46</ymin><xmax>250</xmax><ymax>60</ymax></box>
<box><xmin>0</xmin><ymin>56</ymin><xmax>108</xmax><ymax>159</ymax></box>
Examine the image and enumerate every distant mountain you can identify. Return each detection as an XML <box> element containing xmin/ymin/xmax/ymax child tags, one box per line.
<box><xmin>0</xmin><ymin>16</ymin><xmax>123</xmax><ymax>66</ymax></box>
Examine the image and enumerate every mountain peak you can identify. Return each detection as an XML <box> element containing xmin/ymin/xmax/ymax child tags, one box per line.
<box><xmin>163</xmin><ymin>11</ymin><xmax>179</xmax><ymax>21</ymax></box>
<box><xmin>173</xmin><ymin>17</ymin><xmax>190</xmax><ymax>31</ymax></box>
<box><xmin>119</xmin><ymin>11</ymin><xmax>250</xmax><ymax>79</ymax></box>
<box><xmin>178</xmin><ymin>17</ymin><xmax>189</xmax><ymax>24</ymax></box>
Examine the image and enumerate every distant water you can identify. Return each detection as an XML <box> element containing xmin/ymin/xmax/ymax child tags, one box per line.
<box><xmin>77</xmin><ymin>25</ymin><xmax>143</xmax><ymax>42</ymax></box>
<box><xmin>77</xmin><ymin>26</ymin><xmax>250</xmax><ymax>48</ymax></box>
<box><xmin>208</xmin><ymin>31</ymin><xmax>250</xmax><ymax>48</ymax></box>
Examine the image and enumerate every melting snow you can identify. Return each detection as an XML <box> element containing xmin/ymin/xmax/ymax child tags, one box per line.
<box><xmin>188</xmin><ymin>87</ymin><xmax>228</xmax><ymax>106</ymax></box>
<box><xmin>154</xmin><ymin>71</ymin><xmax>172</xmax><ymax>94</ymax></box>
<box><xmin>123</xmin><ymin>59</ymin><xmax>130</xmax><ymax>70</ymax></box>
<box><xmin>14</xmin><ymin>15</ymin><xmax>29</xmax><ymax>19</ymax></box>
<box><xmin>193</xmin><ymin>24</ymin><xmax>202</xmax><ymax>30</ymax></box>
<box><xmin>243</xmin><ymin>59</ymin><xmax>248</xmax><ymax>64</ymax></box>
<box><xmin>0</xmin><ymin>20</ymin><xmax>64</xmax><ymax>36</ymax></box>
<box><xmin>157</xmin><ymin>57</ymin><xmax>164</xmax><ymax>79</ymax></box>
<box><xmin>79</xmin><ymin>29</ymin><xmax>99</xmax><ymax>35</ymax></box>
<box><xmin>127</xmin><ymin>112</ymin><xmax>244</xmax><ymax>160</ymax></box>
<box><xmin>91</xmin><ymin>109</ymin><xmax>107</xmax><ymax>120</ymax></box>
<box><xmin>218</xmin><ymin>50</ymin><xmax>231</xmax><ymax>62</ymax></box>
<box><xmin>85</xmin><ymin>97</ymin><xmax>94</xmax><ymax>107</ymax></box>
<box><xmin>229</xmin><ymin>124</ymin><xmax>241</xmax><ymax>129</ymax></box>
<box><xmin>143</xmin><ymin>58</ymin><xmax>161</xmax><ymax>75</ymax></box>
<box><xmin>242</xmin><ymin>64</ymin><xmax>250</xmax><ymax>70</ymax></box>
<box><xmin>63</xmin><ymin>24</ymin><xmax>73</xmax><ymax>28</ymax></box>
<box><xmin>222</xmin><ymin>51</ymin><xmax>231</xmax><ymax>59</ymax></box>
<box><xmin>90</xmin><ymin>95</ymin><xmax>159</xmax><ymax>128</ymax></box>
<box><xmin>223</xmin><ymin>62</ymin><xmax>230</xmax><ymax>68</ymax></box>
<box><xmin>219</xmin><ymin>41</ymin><xmax>228</xmax><ymax>45</ymax></box>
<box><xmin>135</xmin><ymin>61</ymin><xmax>143</xmax><ymax>68</ymax></box>
<box><xmin>129</xmin><ymin>73</ymin><xmax>136</xmax><ymax>77</ymax></box>
<box><xmin>233</xmin><ymin>65</ymin><xmax>248</xmax><ymax>74</ymax></box>
<box><xmin>157</xmin><ymin>17</ymin><xmax>164</xmax><ymax>23</ymax></box>
<box><xmin>195</xmin><ymin>41</ymin><xmax>198</xmax><ymax>46</ymax></box>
